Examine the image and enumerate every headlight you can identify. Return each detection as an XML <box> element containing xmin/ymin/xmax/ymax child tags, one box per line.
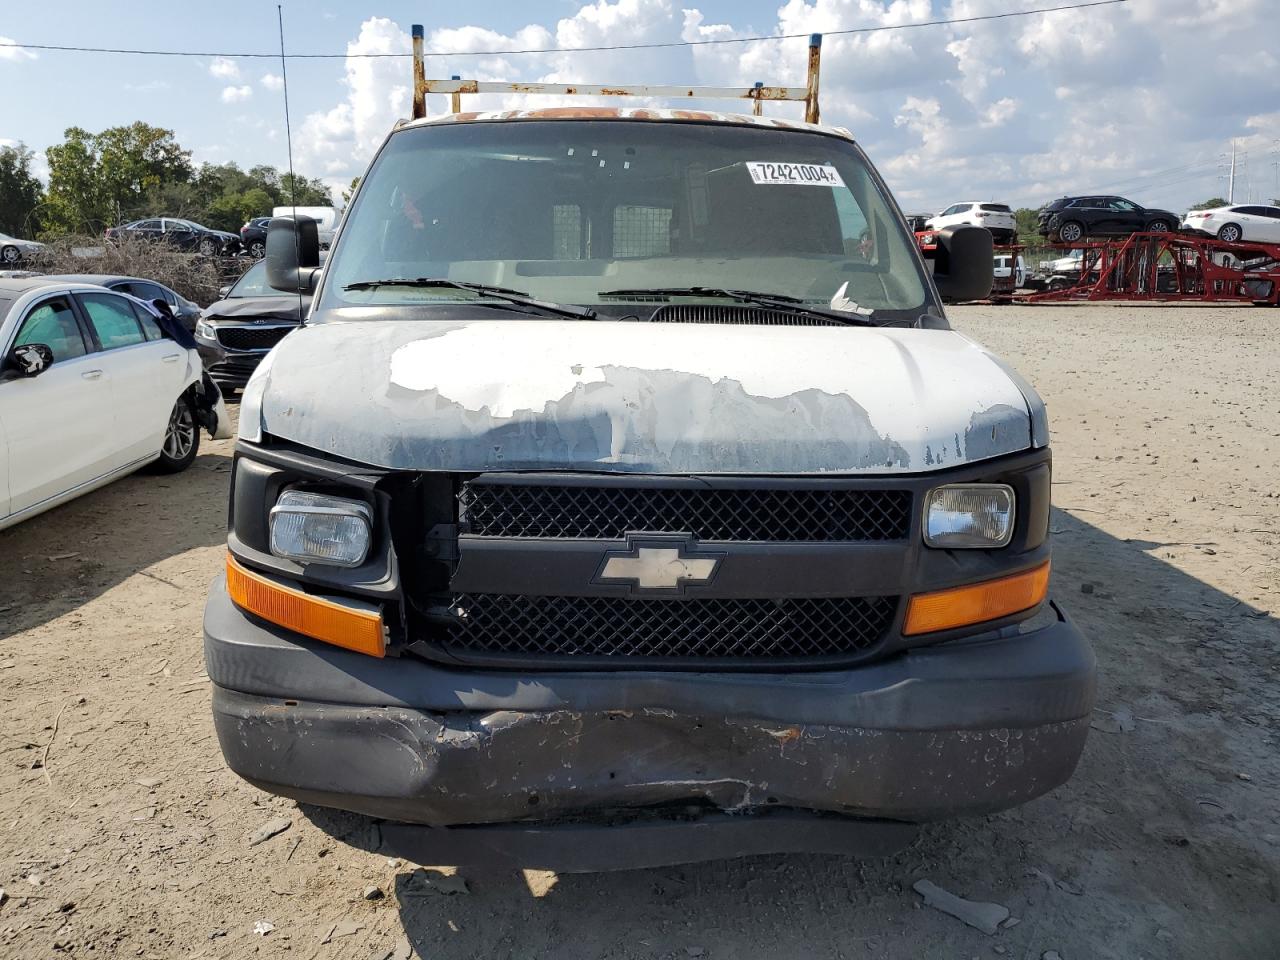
<box><xmin>269</xmin><ymin>490</ymin><xmax>372</xmax><ymax>567</ymax></box>
<box><xmin>924</xmin><ymin>484</ymin><xmax>1015</xmax><ymax>549</ymax></box>
<box><xmin>195</xmin><ymin>319</ymin><xmax>217</xmax><ymax>340</ymax></box>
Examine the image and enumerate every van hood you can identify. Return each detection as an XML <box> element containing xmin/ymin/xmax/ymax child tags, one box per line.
<box><xmin>251</xmin><ymin>319</ymin><xmax>1041</xmax><ymax>475</ymax></box>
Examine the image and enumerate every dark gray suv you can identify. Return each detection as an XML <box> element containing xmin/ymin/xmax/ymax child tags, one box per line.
<box><xmin>1037</xmin><ymin>195</ymin><xmax>1178</xmax><ymax>244</ymax></box>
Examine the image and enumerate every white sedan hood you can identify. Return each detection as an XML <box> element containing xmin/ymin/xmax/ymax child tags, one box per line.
<box><xmin>253</xmin><ymin>319</ymin><xmax>1039</xmax><ymax>475</ymax></box>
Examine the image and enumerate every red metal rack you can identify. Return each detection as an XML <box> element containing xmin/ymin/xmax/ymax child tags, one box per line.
<box><xmin>1019</xmin><ymin>232</ymin><xmax>1280</xmax><ymax>306</ymax></box>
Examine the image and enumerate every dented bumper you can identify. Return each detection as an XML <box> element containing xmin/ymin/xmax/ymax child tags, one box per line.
<box><xmin>205</xmin><ymin>578</ymin><xmax>1095</xmax><ymax>828</ymax></box>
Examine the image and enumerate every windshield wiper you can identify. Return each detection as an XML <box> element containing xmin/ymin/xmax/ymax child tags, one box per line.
<box><xmin>342</xmin><ymin>278</ymin><xmax>596</xmax><ymax>320</ymax></box>
<box><xmin>597</xmin><ymin>286</ymin><xmax>876</xmax><ymax>327</ymax></box>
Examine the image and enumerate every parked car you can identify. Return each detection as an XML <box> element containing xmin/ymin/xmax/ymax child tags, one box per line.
<box><xmin>239</xmin><ymin>217</ymin><xmax>273</xmax><ymax>258</ymax></box>
<box><xmin>994</xmin><ymin>253</ymin><xmax>1026</xmax><ymax>288</ymax></box>
<box><xmin>41</xmin><ymin>274</ymin><xmax>202</xmax><ymax>332</ymax></box>
<box><xmin>194</xmin><ymin>259</ymin><xmax>308</xmax><ymax>393</ymax></box>
<box><xmin>904</xmin><ymin>213</ymin><xmax>933</xmax><ymax>233</ymax></box>
<box><xmin>105</xmin><ymin>218</ymin><xmax>241</xmax><ymax>256</ymax></box>
<box><xmin>1036</xmin><ymin>196</ymin><xmax>1178</xmax><ymax>244</ymax></box>
<box><xmin>0</xmin><ymin>277</ymin><xmax>231</xmax><ymax>531</ymax></box>
<box><xmin>1182</xmin><ymin>204</ymin><xmax>1280</xmax><ymax>243</ymax></box>
<box><xmin>0</xmin><ymin>232</ymin><xmax>44</xmax><ymax>265</ymax></box>
<box><xmin>1038</xmin><ymin>249</ymin><xmax>1084</xmax><ymax>275</ymax></box>
<box><xmin>204</xmin><ymin>102</ymin><xmax>1095</xmax><ymax>870</ymax></box>
<box><xmin>928</xmin><ymin>202</ymin><xmax>1017</xmax><ymax>243</ymax></box>
<box><xmin>272</xmin><ymin>205</ymin><xmax>338</xmax><ymax>248</ymax></box>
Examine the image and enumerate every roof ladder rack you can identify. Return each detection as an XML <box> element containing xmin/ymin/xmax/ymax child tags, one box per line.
<box><xmin>410</xmin><ymin>25</ymin><xmax>823</xmax><ymax>124</ymax></box>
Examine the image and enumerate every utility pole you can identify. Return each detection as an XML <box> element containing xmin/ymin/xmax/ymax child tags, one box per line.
<box><xmin>1227</xmin><ymin>139</ymin><xmax>1236</xmax><ymax>204</ymax></box>
<box><xmin>1271</xmin><ymin>138</ymin><xmax>1279</xmax><ymax>203</ymax></box>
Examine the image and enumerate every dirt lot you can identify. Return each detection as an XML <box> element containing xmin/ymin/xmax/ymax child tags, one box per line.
<box><xmin>1</xmin><ymin>303</ymin><xmax>1278</xmax><ymax>959</ymax></box>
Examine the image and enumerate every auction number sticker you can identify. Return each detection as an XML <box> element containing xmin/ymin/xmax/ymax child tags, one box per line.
<box><xmin>746</xmin><ymin>162</ymin><xmax>845</xmax><ymax>187</ymax></box>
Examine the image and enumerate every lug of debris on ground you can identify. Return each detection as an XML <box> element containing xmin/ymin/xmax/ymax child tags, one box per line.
<box><xmin>0</xmin><ymin>303</ymin><xmax>1277</xmax><ymax>959</ymax></box>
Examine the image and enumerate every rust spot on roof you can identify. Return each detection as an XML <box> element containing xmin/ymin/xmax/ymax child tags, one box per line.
<box><xmin>505</xmin><ymin>106</ymin><xmax>637</xmax><ymax>119</ymax></box>
<box><xmin>404</xmin><ymin>107</ymin><xmax>855</xmax><ymax>141</ymax></box>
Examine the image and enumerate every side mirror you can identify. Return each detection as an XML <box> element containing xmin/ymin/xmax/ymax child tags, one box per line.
<box><xmin>932</xmin><ymin>225</ymin><xmax>994</xmax><ymax>303</ymax></box>
<box><xmin>217</xmin><ymin>285</ymin><xmax>231</xmax><ymax>299</ymax></box>
<box><xmin>10</xmin><ymin>343</ymin><xmax>54</xmax><ymax>377</ymax></box>
<box><xmin>266</xmin><ymin>215</ymin><xmax>321</xmax><ymax>294</ymax></box>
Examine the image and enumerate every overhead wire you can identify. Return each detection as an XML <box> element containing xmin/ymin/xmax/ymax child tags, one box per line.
<box><xmin>1084</xmin><ymin>159</ymin><xmax>1219</xmax><ymax>195</ymax></box>
<box><xmin>0</xmin><ymin>0</ymin><xmax>1127</xmax><ymax>59</ymax></box>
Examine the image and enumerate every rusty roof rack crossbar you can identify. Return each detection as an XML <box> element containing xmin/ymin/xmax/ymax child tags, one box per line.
<box><xmin>410</xmin><ymin>25</ymin><xmax>823</xmax><ymax>124</ymax></box>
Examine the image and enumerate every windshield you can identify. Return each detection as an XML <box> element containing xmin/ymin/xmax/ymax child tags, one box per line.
<box><xmin>322</xmin><ymin>120</ymin><xmax>930</xmax><ymax>320</ymax></box>
<box><xmin>228</xmin><ymin>261</ymin><xmax>290</xmax><ymax>298</ymax></box>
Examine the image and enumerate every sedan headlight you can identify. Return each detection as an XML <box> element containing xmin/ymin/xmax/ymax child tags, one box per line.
<box><xmin>269</xmin><ymin>491</ymin><xmax>372</xmax><ymax>567</ymax></box>
<box><xmin>195</xmin><ymin>319</ymin><xmax>217</xmax><ymax>340</ymax></box>
<box><xmin>924</xmin><ymin>484</ymin><xmax>1015</xmax><ymax>549</ymax></box>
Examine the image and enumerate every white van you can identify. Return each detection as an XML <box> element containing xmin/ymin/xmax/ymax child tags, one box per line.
<box><xmin>206</xmin><ymin>104</ymin><xmax>1095</xmax><ymax>871</ymax></box>
<box><xmin>272</xmin><ymin>206</ymin><xmax>339</xmax><ymax>248</ymax></box>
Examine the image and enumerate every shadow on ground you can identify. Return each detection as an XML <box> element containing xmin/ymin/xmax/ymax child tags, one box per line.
<box><xmin>0</xmin><ymin>452</ymin><xmax>229</xmax><ymax>641</ymax></box>
<box><xmin>294</xmin><ymin>506</ymin><xmax>1280</xmax><ymax>959</ymax></box>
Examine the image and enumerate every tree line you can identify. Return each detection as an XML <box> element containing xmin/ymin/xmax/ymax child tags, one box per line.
<box><xmin>0</xmin><ymin>121</ymin><xmax>332</xmax><ymax>239</ymax></box>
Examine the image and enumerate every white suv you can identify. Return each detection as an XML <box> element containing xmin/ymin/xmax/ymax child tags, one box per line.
<box><xmin>928</xmin><ymin>202</ymin><xmax>1017</xmax><ymax>243</ymax></box>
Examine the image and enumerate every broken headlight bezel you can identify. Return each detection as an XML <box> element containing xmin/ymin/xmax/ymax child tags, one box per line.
<box><xmin>923</xmin><ymin>483</ymin><xmax>1016</xmax><ymax>549</ymax></box>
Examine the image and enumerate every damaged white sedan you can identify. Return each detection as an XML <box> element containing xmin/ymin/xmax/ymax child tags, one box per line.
<box><xmin>0</xmin><ymin>277</ymin><xmax>231</xmax><ymax>531</ymax></box>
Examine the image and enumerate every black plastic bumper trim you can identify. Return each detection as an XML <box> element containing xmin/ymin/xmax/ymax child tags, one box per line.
<box><xmin>204</xmin><ymin>575</ymin><xmax>1095</xmax><ymax>731</ymax></box>
<box><xmin>373</xmin><ymin>814</ymin><xmax>919</xmax><ymax>872</ymax></box>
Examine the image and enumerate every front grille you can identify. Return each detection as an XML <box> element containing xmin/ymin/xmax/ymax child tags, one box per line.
<box><xmin>444</xmin><ymin>593</ymin><xmax>897</xmax><ymax>662</ymax></box>
<box><xmin>649</xmin><ymin>304</ymin><xmax>842</xmax><ymax>326</ymax></box>
<box><xmin>216</xmin><ymin>325</ymin><xmax>294</xmax><ymax>351</ymax></box>
<box><xmin>208</xmin><ymin>354</ymin><xmax>267</xmax><ymax>386</ymax></box>
<box><xmin>459</xmin><ymin>483</ymin><xmax>912</xmax><ymax>542</ymax></box>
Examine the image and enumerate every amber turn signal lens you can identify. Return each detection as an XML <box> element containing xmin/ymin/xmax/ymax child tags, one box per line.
<box><xmin>903</xmin><ymin>561</ymin><xmax>1050</xmax><ymax>636</ymax></box>
<box><xmin>226</xmin><ymin>553</ymin><xmax>386</xmax><ymax>658</ymax></box>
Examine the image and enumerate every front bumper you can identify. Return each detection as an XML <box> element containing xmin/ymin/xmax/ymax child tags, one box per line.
<box><xmin>196</xmin><ymin>338</ymin><xmax>267</xmax><ymax>391</ymax></box>
<box><xmin>205</xmin><ymin>576</ymin><xmax>1096</xmax><ymax>833</ymax></box>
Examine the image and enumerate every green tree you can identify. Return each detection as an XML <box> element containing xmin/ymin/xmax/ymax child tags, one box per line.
<box><xmin>39</xmin><ymin>123</ymin><xmax>333</xmax><ymax>236</ymax></box>
<box><xmin>44</xmin><ymin>122</ymin><xmax>191</xmax><ymax>234</ymax></box>
<box><xmin>0</xmin><ymin>143</ymin><xmax>45</xmax><ymax>236</ymax></box>
<box><xmin>237</xmin><ymin>187</ymin><xmax>275</xmax><ymax>223</ymax></box>
<box><xmin>1189</xmin><ymin>197</ymin><xmax>1227</xmax><ymax>211</ymax></box>
<box><xmin>1014</xmin><ymin>208</ymin><xmax>1040</xmax><ymax>241</ymax></box>
<box><xmin>44</xmin><ymin>128</ymin><xmax>104</xmax><ymax>234</ymax></box>
<box><xmin>341</xmin><ymin>176</ymin><xmax>361</xmax><ymax>206</ymax></box>
<box><xmin>95</xmin><ymin>122</ymin><xmax>192</xmax><ymax>214</ymax></box>
<box><xmin>280</xmin><ymin>172</ymin><xmax>332</xmax><ymax>207</ymax></box>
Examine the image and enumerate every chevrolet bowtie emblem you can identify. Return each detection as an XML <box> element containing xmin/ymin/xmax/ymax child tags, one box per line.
<box><xmin>595</xmin><ymin>537</ymin><xmax>723</xmax><ymax>595</ymax></box>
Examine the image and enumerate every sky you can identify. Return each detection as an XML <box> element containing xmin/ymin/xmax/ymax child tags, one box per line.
<box><xmin>3</xmin><ymin>0</ymin><xmax>1279</xmax><ymax>216</ymax></box>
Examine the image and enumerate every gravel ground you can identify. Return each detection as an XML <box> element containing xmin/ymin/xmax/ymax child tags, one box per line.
<box><xmin>1</xmin><ymin>303</ymin><xmax>1277</xmax><ymax>959</ymax></box>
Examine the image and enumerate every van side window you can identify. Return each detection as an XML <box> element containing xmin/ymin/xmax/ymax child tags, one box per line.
<box><xmin>834</xmin><ymin>191</ymin><xmax>869</xmax><ymax>250</ymax></box>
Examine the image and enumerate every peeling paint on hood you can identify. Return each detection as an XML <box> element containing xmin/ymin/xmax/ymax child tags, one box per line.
<box><xmin>254</xmin><ymin>319</ymin><xmax>1034</xmax><ymax>474</ymax></box>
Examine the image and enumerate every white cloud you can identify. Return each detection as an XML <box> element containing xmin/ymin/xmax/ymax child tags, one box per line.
<box><xmin>260</xmin><ymin>72</ymin><xmax>284</xmax><ymax>91</ymax></box>
<box><xmin>294</xmin><ymin>17</ymin><xmax>412</xmax><ymax>181</ymax></box>
<box><xmin>209</xmin><ymin>56</ymin><xmax>240</xmax><ymax>80</ymax></box>
<box><xmin>0</xmin><ymin>36</ymin><xmax>37</xmax><ymax>61</ymax></box>
<box><xmin>220</xmin><ymin>85</ymin><xmax>253</xmax><ymax>103</ymax></box>
<box><xmin>293</xmin><ymin>1</ymin><xmax>1280</xmax><ymax>211</ymax></box>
